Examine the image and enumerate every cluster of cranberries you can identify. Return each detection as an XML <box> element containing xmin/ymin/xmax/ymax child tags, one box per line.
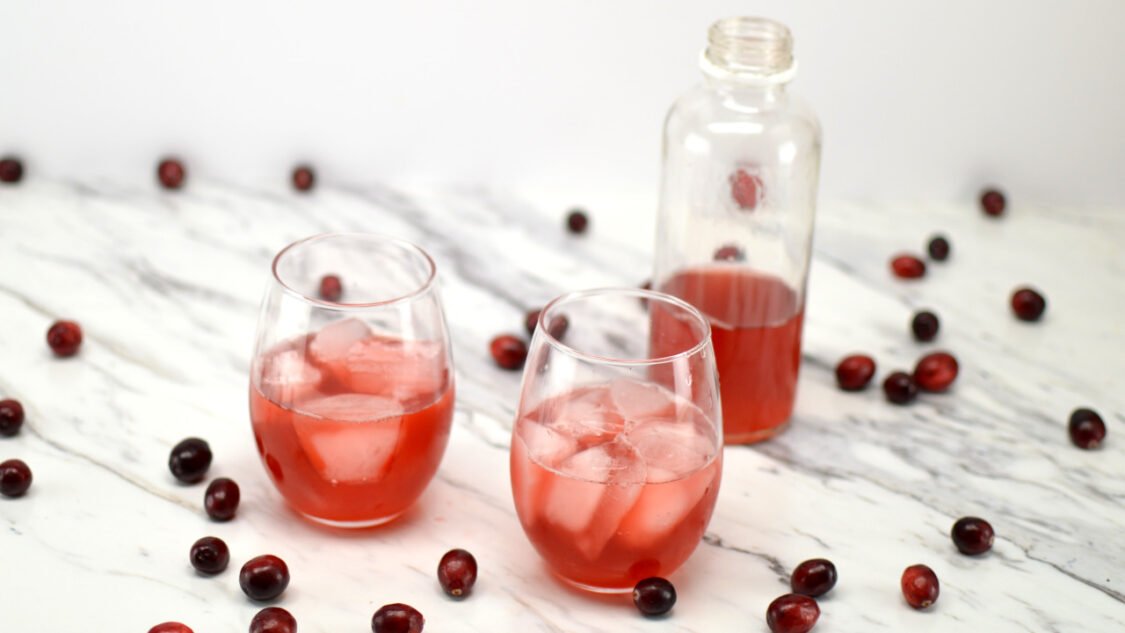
<box><xmin>835</xmin><ymin>350</ymin><xmax>959</xmax><ymax>405</ymax></box>
<box><xmin>489</xmin><ymin>306</ymin><xmax>570</xmax><ymax>371</ymax></box>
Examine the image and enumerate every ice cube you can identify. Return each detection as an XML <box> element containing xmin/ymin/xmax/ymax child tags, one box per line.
<box><xmin>616</xmin><ymin>460</ymin><xmax>721</xmax><ymax>551</ymax></box>
<box><xmin>345</xmin><ymin>337</ymin><xmax>446</xmax><ymax>402</ymax></box>
<box><xmin>258</xmin><ymin>349</ymin><xmax>324</xmax><ymax>404</ymax></box>
<box><xmin>625</xmin><ymin>414</ymin><xmax>717</xmax><ymax>481</ymax></box>
<box><xmin>307</xmin><ymin>318</ymin><xmax>373</xmax><ymax>370</ymax></box>
<box><xmin>541</xmin><ymin>385</ymin><xmax>626</xmax><ymax>448</ymax></box>
<box><xmin>292</xmin><ymin>394</ymin><xmax>405</xmax><ymax>484</ymax></box>
<box><xmin>541</xmin><ymin>440</ymin><xmax>646</xmax><ymax>560</ymax></box>
<box><xmin>519</xmin><ymin>418</ymin><xmax>581</xmax><ymax>470</ymax></box>
<box><xmin>609</xmin><ymin>379</ymin><xmax>677</xmax><ymax>424</ymax></box>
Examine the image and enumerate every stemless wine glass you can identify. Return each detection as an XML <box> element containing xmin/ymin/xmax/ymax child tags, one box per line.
<box><xmin>510</xmin><ymin>288</ymin><xmax>723</xmax><ymax>593</ymax></box>
<box><xmin>249</xmin><ymin>233</ymin><xmax>455</xmax><ymax>528</ymax></box>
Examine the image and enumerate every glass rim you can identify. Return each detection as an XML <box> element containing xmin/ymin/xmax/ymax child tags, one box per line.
<box><xmin>539</xmin><ymin>287</ymin><xmax>713</xmax><ymax>367</ymax></box>
<box><xmin>270</xmin><ymin>232</ymin><xmax>437</xmax><ymax>310</ymax></box>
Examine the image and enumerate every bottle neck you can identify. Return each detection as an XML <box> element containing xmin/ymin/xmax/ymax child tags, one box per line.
<box><xmin>700</xmin><ymin>17</ymin><xmax>797</xmax><ymax>89</ymax></box>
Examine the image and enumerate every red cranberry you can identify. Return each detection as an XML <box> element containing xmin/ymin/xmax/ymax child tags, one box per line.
<box><xmin>189</xmin><ymin>536</ymin><xmax>230</xmax><ymax>575</ymax></box>
<box><xmin>911</xmin><ymin>311</ymin><xmax>940</xmax><ymax>342</ymax></box>
<box><xmin>240</xmin><ymin>554</ymin><xmax>290</xmax><ymax>601</ymax></box>
<box><xmin>524</xmin><ymin>308</ymin><xmax>569</xmax><ymax>340</ymax></box>
<box><xmin>0</xmin><ymin>459</ymin><xmax>32</xmax><ymax>497</ymax></box>
<box><xmin>766</xmin><ymin>593</ymin><xmax>819</xmax><ymax>633</ymax></box>
<box><xmin>291</xmin><ymin>165</ymin><xmax>315</xmax><ymax>192</ymax></box>
<box><xmin>835</xmin><ymin>354</ymin><xmax>876</xmax><ymax>391</ymax></box>
<box><xmin>901</xmin><ymin>564</ymin><xmax>939</xmax><ymax>609</ymax></box>
<box><xmin>883</xmin><ymin>371</ymin><xmax>918</xmax><ymax>405</ymax></box>
<box><xmin>437</xmin><ymin>548</ymin><xmax>478</xmax><ymax>598</ymax></box>
<box><xmin>890</xmin><ymin>254</ymin><xmax>926</xmax><ymax>279</ymax></box>
<box><xmin>0</xmin><ymin>399</ymin><xmax>24</xmax><ymax>437</ymax></box>
<box><xmin>250</xmin><ymin>607</ymin><xmax>297</xmax><ymax>633</ymax></box>
<box><xmin>168</xmin><ymin>437</ymin><xmax>213</xmax><ymax>484</ymax></box>
<box><xmin>148</xmin><ymin>623</ymin><xmax>193</xmax><ymax>633</ymax></box>
<box><xmin>204</xmin><ymin>477</ymin><xmax>240</xmax><ymax>521</ymax></box>
<box><xmin>951</xmin><ymin>517</ymin><xmax>995</xmax><ymax>555</ymax></box>
<box><xmin>157</xmin><ymin>158</ymin><xmax>186</xmax><ymax>190</ymax></box>
<box><xmin>566</xmin><ymin>208</ymin><xmax>589</xmax><ymax>234</ymax></box>
<box><xmin>1069</xmin><ymin>408</ymin><xmax>1107</xmax><ymax>449</ymax></box>
<box><xmin>713</xmin><ymin>244</ymin><xmax>745</xmax><ymax>262</ymax></box>
<box><xmin>489</xmin><ymin>334</ymin><xmax>527</xmax><ymax>370</ymax></box>
<box><xmin>632</xmin><ymin>576</ymin><xmax>676</xmax><ymax>616</ymax></box>
<box><xmin>0</xmin><ymin>157</ymin><xmax>24</xmax><ymax>184</ymax></box>
<box><xmin>371</xmin><ymin>603</ymin><xmax>424</xmax><ymax>633</ymax></box>
<box><xmin>980</xmin><ymin>188</ymin><xmax>1006</xmax><ymax>216</ymax></box>
<box><xmin>46</xmin><ymin>320</ymin><xmax>83</xmax><ymax>357</ymax></box>
<box><xmin>319</xmin><ymin>274</ymin><xmax>343</xmax><ymax>302</ymax></box>
<box><xmin>927</xmin><ymin>235</ymin><xmax>950</xmax><ymax>261</ymax></box>
<box><xmin>913</xmin><ymin>351</ymin><xmax>959</xmax><ymax>392</ymax></box>
<box><xmin>1010</xmin><ymin>287</ymin><xmax>1046</xmax><ymax>322</ymax></box>
<box><xmin>790</xmin><ymin>558</ymin><xmax>837</xmax><ymax>597</ymax></box>
<box><xmin>730</xmin><ymin>168</ymin><xmax>763</xmax><ymax>210</ymax></box>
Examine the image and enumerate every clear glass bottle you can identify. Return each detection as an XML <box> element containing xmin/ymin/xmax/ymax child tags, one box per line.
<box><xmin>652</xmin><ymin>17</ymin><xmax>821</xmax><ymax>444</ymax></box>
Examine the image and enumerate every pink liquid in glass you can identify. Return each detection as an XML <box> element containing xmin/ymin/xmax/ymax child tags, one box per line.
<box><xmin>511</xmin><ymin>380</ymin><xmax>722</xmax><ymax>591</ymax></box>
<box><xmin>250</xmin><ymin>318</ymin><xmax>454</xmax><ymax>526</ymax></box>
<box><xmin>656</xmin><ymin>266</ymin><xmax>804</xmax><ymax>443</ymax></box>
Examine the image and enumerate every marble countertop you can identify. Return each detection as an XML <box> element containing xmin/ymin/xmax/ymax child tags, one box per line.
<box><xmin>1</xmin><ymin>180</ymin><xmax>1122</xmax><ymax>632</ymax></box>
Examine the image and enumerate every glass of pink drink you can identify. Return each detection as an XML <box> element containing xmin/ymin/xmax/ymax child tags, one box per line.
<box><xmin>249</xmin><ymin>234</ymin><xmax>455</xmax><ymax>528</ymax></box>
<box><xmin>511</xmin><ymin>288</ymin><xmax>722</xmax><ymax>592</ymax></box>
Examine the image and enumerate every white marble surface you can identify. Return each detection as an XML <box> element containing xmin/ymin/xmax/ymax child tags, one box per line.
<box><xmin>1</xmin><ymin>180</ymin><xmax>1123</xmax><ymax>632</ymax></box>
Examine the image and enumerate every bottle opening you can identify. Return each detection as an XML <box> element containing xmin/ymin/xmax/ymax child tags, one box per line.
<box><xmin>704</xmin><ymin>16</ymin><xmax>794</xmax><ymax>78</ymax></box>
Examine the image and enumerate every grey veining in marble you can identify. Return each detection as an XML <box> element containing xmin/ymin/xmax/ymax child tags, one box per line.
<box><xmin>1</xmin><ymin>179</ymin><xmax>1123</xmax><ymax>631</ymax></box>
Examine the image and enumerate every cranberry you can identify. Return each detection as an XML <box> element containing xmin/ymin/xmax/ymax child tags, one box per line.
<box><xmin>913</xmin><ymin>351</ymin><xmax>959</xmax><ymax>392</ymax></box>
<box><xmin>0</xmin><ymin>157</ymin><xmax>24</xmax><ymax>184</ymax></box>
<box><xmin>157</xmin><ymin>158</ymin><xmax>186</xmax><ymax>190</ymax></box>
<box><xmin>291</xmin><ymin>165</ymin><xmax>316</xmax><ymax>192</ymax></box>
<box><xmin>766</xmin><ymin>593</ymin><xmax>820</xmax><ymax>633</ymax></box>
<box><xmin>1069</xmin><ymin>408</ymin><xmax>1107</xmax><ymax>449</ymax></box>
<box><xmin>489</xmin><ymin>334</ymin><xmax>527</xmax><ymax>370</ymax></box>
<box><xmin>730</xmin><ymin>168</ymin><xmax>763</xmax><ymax>210</ymax></box>
<box><xmin>980</xmin><ymin>188</ymin><xmax>1006</xmax><ymax>216</ymax></box>
<box><xmin>0</xmin><ymin>399</ymin><xmax>24</xmax><ymax>437</ymax></box>
<box><xmin>901</xmin><ymin>564</ymin><xmax>939</xmax><ymax>609</ymax></box>
<box><xmin>168</xmin><ymin>437</ymin><xmax>212</xmax><ymax>484</ymax></box>
<box><xmin>46</xmin><ymin>320</ymin><xmax>83</xmax><ymax>357</ymax></box>
<box><xmin>148</xmin><ymin>623</ymin><xmax>193</xmax><ymax>633</ymax></box>
<box><xmin>250</xmin><ymin>607</ymin><xmax>297</xmax><ymax>633</ymax></box>
<box><xmin>371</xmin><ymin>603</ymin><xmax>424</xmax><ymax>633</ymax></box>
<box><xmin>319</xmin><ymin>274</ymin><xmax>343</xmax><ymax>302</ymax></box>
<box><xmin>632</xmin><ymin>576</ymin><xmax>676</xmax><ymax>616</ymax></box>
<box><xmin>566</xmin><ymin>208</ymin><xmax>589</xmax><ymax>234</ymax></box>
<box><xmin>189</xmin><ymin>536</ymin><xmax>230</xmax><ymax>575</ymax></box>
<box><xmin>524</xmin><ymin>308</ymin><xmax>569</xmax><ymax>340</ymax></box>
<box><xmin>911</xmin><ymin>311</ymin><xmax>940</xmax><ymax>342</ymax></box>
<box><xmin>240</xmin><ymin>554</ymin><xmax>290</xmax><ymax>601</ymax></box>
<box><xmin>790</xmin><ymin>558</ymin><xmax>837</xmax><ymax>597</ymax></box>
<box><xmin>713</xmin><ymin>244</ymin><xmax>745</xmax><ymax>262</ymax></box>
<box><xmin>204</xmin><ymin>477</ymin><xmax>240</xmax><ymax>521</ymax></box>
<box><xmin>883</xmin><ymin>371</ymin><xmax>918</xmax><ymax>405</ymax></box>
<box><xmin>951</xmin><ymin>517</ymin><xmax>995</xmax><ymax>555</ymax></box>
<box><xmin>437</xmin><ymin>548</ymin><xmax>478</xmax><ymax>598</ymax></box>
<box><xmin>1010</xmin><ymin>287</ymin><xmax>1046</xmax><ymax>322</ymax></box>
<box><xmin>890</xmin><ymin>254</ymin><xmax>926</xmax><ymax>279</ymax></box>
<box><xmin>927</xmin><ymin>235</ymin><xmax>950</xmax><ymax>261</ymax></box>
<box><xmin>0</xmin><ymin>459</ymin><xmax>32</xmax><ymax>498</ymax></box>
<box><xmin>835</xmin><ymin>354</ymin><xmax>876</xmax><ymax>391</ymax></box>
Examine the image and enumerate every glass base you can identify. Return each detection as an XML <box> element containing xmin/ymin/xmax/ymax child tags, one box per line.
<box><xmin>553</xmin><ymin>571</ymin><xmax>635</xmax><ymax>595</ymax></box>
<box><xmin>724</xmin><ymin>419</ymin><xmax>790</xmax><ymax>445</ymax></box>
<box><xmin>298</xmin><ymin>509</ymin><xmax>406</xmax><ymax>529</ymax></box>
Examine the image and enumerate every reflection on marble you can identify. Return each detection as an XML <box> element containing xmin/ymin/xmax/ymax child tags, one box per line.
<box><xmin>0</xmin><ymin>180</ymin><xmax>1122</xmax><ymax>631</ymax></box>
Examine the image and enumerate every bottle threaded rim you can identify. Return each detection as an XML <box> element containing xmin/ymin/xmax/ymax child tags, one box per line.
<box><xmin>704</xmin><ymin>16</ymin><xmax>794</xmax><ymax>78</ymax></box>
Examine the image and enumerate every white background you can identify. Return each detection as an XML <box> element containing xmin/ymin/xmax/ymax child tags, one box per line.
<box><xmin>2</xmin><ymin>0</ymin><xmax>1124</xmax><ymax>230</ymax></box>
